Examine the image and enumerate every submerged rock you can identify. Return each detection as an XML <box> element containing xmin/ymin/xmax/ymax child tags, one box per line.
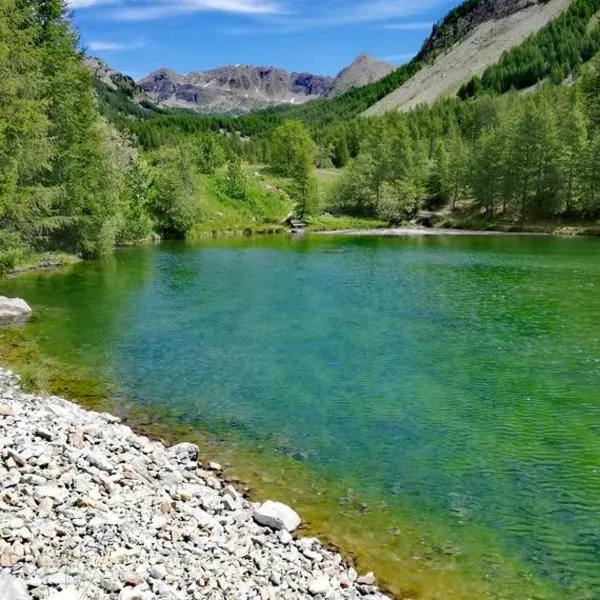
<box><xmin>0</xmin><ymin>296</ymin><xmax>32</xmax><ymax>324</ymax></box>
<box><xmin>253</xmin><ymin>500</ymin><xmax>301</xmax><ymax>532</ymax></box>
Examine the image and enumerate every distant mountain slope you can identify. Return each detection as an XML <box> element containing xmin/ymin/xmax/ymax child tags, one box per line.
<box><xmin>85</xmin><ymin>56</ymin><xmax>163</xmax><ymax>119</ymax></box>
<box><xmin>137</xmin><ymin>66</ymin><xmax>333</xmax><ymax>114</ymax></box>
<box><xmin>325</xmin><ymin>54</ymin><xmax>394</xmax><ymax>98</ymax></box>
<box><xmin>364</xmin><ymin>0</ymin><xmax>571</xmax><ymax>115</ymax></box>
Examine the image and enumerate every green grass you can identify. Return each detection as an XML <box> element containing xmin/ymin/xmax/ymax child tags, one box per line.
<box><xmin>307</xmin><ymin>214</ymin><xmax>388</xmax><ymax>232</ymax></box>
<box><xmin>6</xmin><ymin>252</ymin><xmax>81</xmax><ymax>278</ymax></box>
<box><xmin>189</xmin><ymin>168</ymin><xmax>293</xmax><ymax>237</ymax></box>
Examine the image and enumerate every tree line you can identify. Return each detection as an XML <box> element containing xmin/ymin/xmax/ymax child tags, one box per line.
<box><xmin>324</xmin><ymin>60</ymin><xmax>600</xmax><ymax>224</ymax></box>
<box><xmin>0</xmin><ymin>0</ymin><xmax>287</xmax><ymax>273</ymax></box>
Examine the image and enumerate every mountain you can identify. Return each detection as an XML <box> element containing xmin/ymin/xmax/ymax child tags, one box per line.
<box><xmin>364</xmin><ymin>0</ymin><xmax>571</xmax><ymax>115</ymax></box>
<box><xmin>85</xmin><ymin>56</ymin><xmax>163</xmax><ymax>119</ymax></box>
<box><xmin>325</xmin><ymin>53</ymin><xmax>394</xmax><ymax>98</ymax></box>
<box><xmin>137</xmin><ymin>66</ymin><xmax>333</xmax><ymax>114</ymax></box>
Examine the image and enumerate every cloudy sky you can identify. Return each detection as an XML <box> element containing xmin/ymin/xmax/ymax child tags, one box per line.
<box><xmin>72</xmin><ymin>0</ymin><xmax>461</xmax><ymax>78</ymax></box>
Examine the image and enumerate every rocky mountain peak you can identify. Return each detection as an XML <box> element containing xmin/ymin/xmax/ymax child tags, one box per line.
<box><xmin>137</xmin><ymin>65</ymin><xmax>333</xmax><ymax>115</ymax></box>
<box><xmin>325</xmin><ymin>53</ymin><xmax>394</xmax><ymax>98</ymax></box>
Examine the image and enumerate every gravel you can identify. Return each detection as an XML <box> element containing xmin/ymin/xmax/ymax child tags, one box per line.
<box><xmin>0</xmin><ymin>368</ymin><xmax>388</xmax><ymax>600</ymax></box>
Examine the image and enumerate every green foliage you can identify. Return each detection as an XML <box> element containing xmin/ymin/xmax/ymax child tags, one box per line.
<box><xmin>225</xmin><ymin>156</ymin><xmax>248</xmax><ymax>201</ymax></box>
<box><xmin>292</xmin><ymin>172</ymin><xmax>320</xmax><ymax>219</ymax></box>
<box><xmin>194</xmin><ymin>131</ymin><xmax>226</xmax><ymax>174</ymax></box>
<box><xmin>268</xmin><ymin>121</ymin><xmax>315</xmax><ymax>178</ymax></box>
<box><xmin>148</xmin><ymin>146</ymin><xmax>200</xmax><ymax>238</ymax></box>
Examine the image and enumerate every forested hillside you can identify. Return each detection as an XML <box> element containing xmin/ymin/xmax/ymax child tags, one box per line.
<box><xmin>459</xmin><ymin>0</ymin><xmax>600</xmax><ymax>97</ymax></box>
<box><xmin>0</xmin><ymin>0</ymin><xmax>291</xmax><ymax>273</ymax></box>
<box><xmin>3</xmin><ymin>0</ymin><xmax>600</xmax><ymax>277</ymax></box>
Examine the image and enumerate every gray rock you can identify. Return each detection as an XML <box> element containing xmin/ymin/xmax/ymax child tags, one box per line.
<box><xmin>253</xmin><ymin>501</ymin><xmax>301</xmax><ymax>532</ymax></box>
<box><xmin>85</xmin><ymin>450</ymin><xmax>115</xmax><ymax>473</ymax></box>
<box><xmin>0</xmin><ymin>297</ymin><xmax>32</xmax><ymax>324</ymax></box>
<box><xmin>168</xmin><ymin>442</ymin><xmax>199</xmax><ymax>462</ymax></box>
<box><xmin>34</xmin><ymin>485</ymin><xmax>67</xmax><ymax>502</ymax></box>
<box><xmin>149</xmin><ymin>564</ymin><xmax>166</xmax><ymax>580</ymax></box>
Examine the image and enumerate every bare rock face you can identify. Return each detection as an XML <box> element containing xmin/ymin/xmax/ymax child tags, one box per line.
<box><xmin>85</xmin><ymin>56</ymin><xmax>157</xmax><ymax>109</ymax></box>
<box><xmin>326</xmin><ymin>53</ymin><xmax>394</xmax><ymax>98</ymax></box>
<box><xmin>0</xmin><ymin>297</ymin><xmax>32</xmax><ymax>324</ymax></box>
<box><xmin>416</xmin><ymin>0</ymin><xmax>542</xmax><ymax>60</ymax></box>
<box><xmin>137</xmin><ymin>65</ymin><xmax>333</xmax><ymax>114</ymax></box>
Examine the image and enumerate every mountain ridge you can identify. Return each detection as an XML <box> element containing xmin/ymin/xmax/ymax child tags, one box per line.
<box><xmin>137</xmin><ymin>64</ymin><xmax>334</xmax><ymax>114</ymax></box>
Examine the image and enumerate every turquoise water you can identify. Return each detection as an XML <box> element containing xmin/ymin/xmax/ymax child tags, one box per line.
<box><xmin>2</xmin><ymin>234</ymin><xmax>600</xmax><ymax>599</ymax></box>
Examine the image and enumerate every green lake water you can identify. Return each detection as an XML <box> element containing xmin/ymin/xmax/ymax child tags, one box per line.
<box><xmin>2</xmin><ymin>234</ymin><xmax>600</xmax><ymax>599</ymax></box>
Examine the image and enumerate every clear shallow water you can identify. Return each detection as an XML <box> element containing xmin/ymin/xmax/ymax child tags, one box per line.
<box><xmin>2</xmin><ymin>234</ymin><xmax>600</xmax><ymax>599</ymax></box>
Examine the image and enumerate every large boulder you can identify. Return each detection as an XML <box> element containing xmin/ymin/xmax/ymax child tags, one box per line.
<box><xmin>253</xmin><ymin>500</ymin><xmax>301</xmax><ymax>532</ymax></box>
<box><xmin>0</xmin><ymin>296</ymin><xmax>32</xmax><ymax>324</ymax></box>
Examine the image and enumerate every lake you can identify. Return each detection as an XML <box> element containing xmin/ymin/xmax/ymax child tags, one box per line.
<box><xmin>2</xmin><ymin>233</ymin><xmax>600</xmax><ymax>600</ymax></box>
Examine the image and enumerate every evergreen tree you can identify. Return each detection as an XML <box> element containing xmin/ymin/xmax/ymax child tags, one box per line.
<box><xmin>225</xmin><ymin>155</ymin><xmax>248</xmax><ymax>201</ymax></box>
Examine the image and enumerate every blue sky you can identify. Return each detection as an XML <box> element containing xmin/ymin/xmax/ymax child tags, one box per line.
<box><xmin>72</xmin><ymin>0</ymin><xmax>461</xmax><ymax>79</ymax></box>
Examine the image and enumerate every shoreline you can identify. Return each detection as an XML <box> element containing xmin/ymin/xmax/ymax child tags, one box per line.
<box><xmin>316</xmin><ymin>226</ymin><xmax>552</xmax><ymax>237</ymax></box>
<box><xmin>314</xmin><ymin>222</ymin><xmax>600</xmax><ymax>238</ymax></box>
<box><xmin>0</xmin><ymin>367</ymin><xmax>389</xmax><ymax>600</ymax></box>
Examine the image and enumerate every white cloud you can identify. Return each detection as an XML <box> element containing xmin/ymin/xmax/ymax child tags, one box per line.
<box><xmin>219</xmin><ymin>0</ymin><xmax>445</xmax><ymax>33</ymax></box>
<box><xmin>112</xmin><ymin>0</ymin><xmax>281</xmax><ymax>21</ymax></box>
<box><xmin>88</xmin><ymin>39</ymin><xmax>146</xmax><ymax>51</ymax></box>
<box><xmin>68</xmin><ymin>0</ymin><xmax>116</xmax><ymax>7</ymax></box>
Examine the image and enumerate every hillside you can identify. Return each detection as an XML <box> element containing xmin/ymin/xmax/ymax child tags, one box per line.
<box><xmin>138</xmin><ymin>66</ymin><xmax>333</xmax><ymax>114</ymax></box>
<box><xmin>86</xmin><ymin>57</ymin><xmax>164</xmax><ymax>120</ymax></box>
<box><xmin>365</xmin><ymin>0</ymin><xmax>571</xmax><ymax>115</ymax></box>
<box><xmin>325</xmin><ymin>54</ymin><xmax>394</xmax><ymax>98</ymax></box>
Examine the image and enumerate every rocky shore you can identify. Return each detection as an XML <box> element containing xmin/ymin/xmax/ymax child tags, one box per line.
<box><xmin>0</xmin><ymin>368</ymin><xmax>388</xmax><ymax>600</ymax></box>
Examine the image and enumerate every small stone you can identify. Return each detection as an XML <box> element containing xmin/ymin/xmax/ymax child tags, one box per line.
<box><xmin>168</xmin><ymin>442</ymin><xmax>199</xmax><ymax>461</ymax></box>
<box><xmin>222</xmin><ymin>496</ymin><xmax>237</xmax><ymax>511</ymax></box>
<box><xmin>34</xmin><ymin>428</ymin><xmax>52</xmax><ymax>441</ymax></box>
<box><xmin>149</xmin><ymin>564</ymin><xmax>166</xmax><ymax>580</ymax></box>
<box><xmin>99</xmin><ymin>412</ymin><xmax>120</xmax><ymax>423</ymax></box>
<box><xmin>101</xmin><ymin>579</ymin><xmax>121</xmax><ymax>593</ymax></box>
<box><xmin>253</xmin><ymin>500</ymin><xmax>301</xmax><ymax>532</ymax></box>
<box><xmin>37</xmin><ymin>498</ymin><xmax>53</xmax><ymax>517</ymax></box>
<box><xmin>34</xmin><ymin>485</ymin><xmax>67</xmax><ymax>502</ymax></box>
<box><xmin>0</xmin><ymin>406</ymin><xmax>12</xmax><ymax>416</ymax></box>
<box><xmin>152</xmin><ymin>515</ymin><xmax>167</xmax><ymax>529</ymax></box>
<box><xmin>308</xmin><ymin>576</ymin><xmax>330</xmax><ymax>596</ymax></box>
<box><xmin>356</xmin><ymin>572</ymin><xmax>377</xmax><ymax>586</ymax></box>
<box><xmin>179</xmin><ymin>487</ymin><xmax>192</xmax><ymax>502</ymax></box>
<box><xmin>122</xmin><ymin>572</ymin><xmax>143</xmax><ymax>586</ymax></box>
<box><xmin>6</xmin><ymin>449</ymin><xmax>26</xmax><ymax>468</ymax></box>
<box><xmin>85</xmin><ymin>450</ymin><xmax>114</xmax><ymax>473</ymax></box>
<box><xmin>159</xmin><ymin>501</ymin><xmax>172</xmax><ymax>514</ymax></box>
<box><xmin>279</xmin><ymin>530</ymin><xmax>293</xmax><ymax>544</ymax></box>
<box><xmin>208</xmin><ymin>461</ymin><xmax>222</xmax><ymax>471</ymax></box>
<box><xmin>68</xmin><ymin>433</ymin><xmax>85</xmax><ymax>449</ymax></box>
